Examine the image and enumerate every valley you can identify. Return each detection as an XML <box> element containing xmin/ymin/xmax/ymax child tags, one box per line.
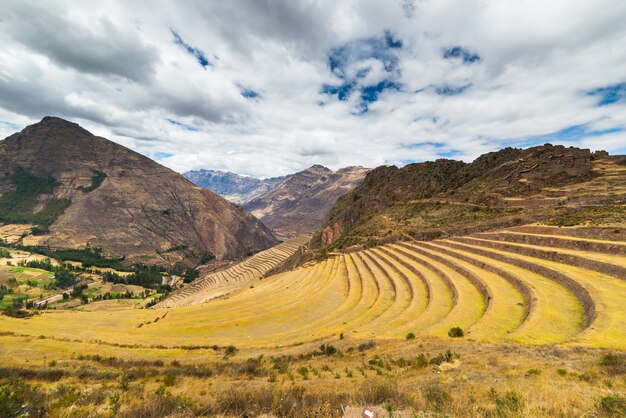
<box><xmin>0</xmin><ymin>120</ymin><xmax>624</xmax><ymax>417</ymax></box>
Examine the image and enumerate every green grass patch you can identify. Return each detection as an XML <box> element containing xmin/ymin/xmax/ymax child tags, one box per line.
<box><xmin>0</xmin><ymin>167</ymin><xmax>71</xmax><ymax>229</ymax></box>
<box><xmin>0</xmin><ymin>293</ymin><xmax>29</xmax><ymax>309</ymax></box>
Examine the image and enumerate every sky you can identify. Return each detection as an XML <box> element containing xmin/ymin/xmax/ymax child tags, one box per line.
<box><xmin>1</xmin><ymin>0</ymin><xmax>626</xmax><ymax>177</ymax></box>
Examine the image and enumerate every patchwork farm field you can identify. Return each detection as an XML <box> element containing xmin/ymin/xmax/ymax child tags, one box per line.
<box><xmin>1</xmin><ymin>225</ymin><xmax>625</xmax><ymax>416</ymax></box>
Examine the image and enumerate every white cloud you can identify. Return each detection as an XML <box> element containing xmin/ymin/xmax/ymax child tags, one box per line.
<box><xmin>0</xmin><ymin>0</ymin><xmax>625</xmax><ymax>177</ymax></box>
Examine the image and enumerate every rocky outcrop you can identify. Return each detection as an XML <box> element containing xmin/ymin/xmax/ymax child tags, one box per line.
<box><xmin>321</xmin><ymin>144</ymin><xmax>624</xmax><ymax>249</ymax></box>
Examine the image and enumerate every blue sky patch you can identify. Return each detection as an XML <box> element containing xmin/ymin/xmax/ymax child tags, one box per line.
<box><xmin>361</xmin><ymin>80</ymin><xmax>401</xmax><ymax>103</ymax></box>
<box><xmin>586</xmin><ymin>82</ymin><xmax>626</xmax><ymax>106</ymax></box>
<box><xmin>0</xmin><ymin>121</ymin><xmax>20</xmax><ymax>130</ymax></box>
<box><xmin>435</xmin><ymin>84</ymin><xmax>472</xmax><ymax>96</ymax></box>
<box><xmin>322</xmin><ymin>30</ymin><xmax>403</xmax><ymax>112</ymax></box>
<box><xmin>152</xmin><ymin>152</ymin><xmax>173</xmax><ymax>160</ymax></box>
<box><xmin>166</xmin><ymin>118</ymin><xmax>198</xmax><ymax>131</ymax></box>
<box><xmin>442</xmin><ymin>46</ymin><xmax>481</xmax><ymax>64</ymax></box>
<box><xmin>171</xmin><ymin>29</ymin><xmax>210</xmax><ymax>68</ymax></box>
<box><xmin>515</xmin><ymin>123</ymin><xmax>623</xmax><ymax>147</ymax></box>
<box><xmin>240</xmin><ymin>88</ymin><xmax>260</xmax><ymax>99</ymax></box>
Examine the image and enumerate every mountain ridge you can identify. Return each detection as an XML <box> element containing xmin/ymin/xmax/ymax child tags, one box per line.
<box><xmin>183</xmin><ymin>169</ymin><xmax>287</xmax><ymax>204</ymax></box>
<box><xmin>320</xmin><ymin>144</ymin><xmax>625</xmax><ymax>250</ymax></box>
<box><xmin>0</xmin><ymin>117</ymin><xmax>279</xmax><ymax>267</ymax></box>
<box><xmin>243</xmin><ymin>165</ymin><xmax>369</xmax><ymax>237</ymax></box>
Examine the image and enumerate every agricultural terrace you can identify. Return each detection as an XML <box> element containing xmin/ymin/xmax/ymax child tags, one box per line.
<box><xmin>1</xmin><ymin>225</ymin><xmax>624</xmax><ymax>350</ymax></box>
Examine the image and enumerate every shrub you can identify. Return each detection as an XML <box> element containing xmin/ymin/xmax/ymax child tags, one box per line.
<box><xmin>406</xmin><ymin>332</ymin><xmax>415</xmax><ymax>340</ymax></box>
<box><xmin>271</xmin><ymin>357</ymin><xmax>290</xmax><ymax>374</ymax></box>
<box><xmin>430</xmin><ymin>350</ymin><xmax>454</xmax><ymax>366</ymax></box>
<box><xmin>0</xmin><ymin>379</ymin><xmax>45</xmax><ymax>417</ymax></box>
<box><xmin>163</xmin><ymin>372</ymin><xmax>176</xmax><ymax>387</ymax></box>
<box><xmin>448</xmin><ymin>326</ymin><xmax>464</xmax><ymax>338</ymax></box>
<box><xmin>596</xmin><ymin>395</ymin><xmax>626</xmax><ymax>417</ymax></box>
<box><xmin>525</xmin><ymin>368</ymin><xmax>541</xmax><ymax>377</ymax></box>
<box><xmin>423</xmin><ymin>384</ymin><xmax>451</xmax><ymax>411</ymax></box>
<box><xmin>0</xmin><ymin>248</ymin><xmax>11</xmax><ymax>259</ymax></box>
<box><xmin>359</xmin><ymin>378</ymin><xmax>403</xmax><ymax>406</ymax></box>
<box><xmin>236</xmin><ymin>358</ymin><xmax>263</xmax><ymax>376</ymax></box>
<box><xmin>493</xmin><ymin>390</ymin><xmax>524</xmax><ymax>417</ymax></box>
<box><xmin>358</xmin><ymin>340</ymin><xmax>376</xmax><ymax>352</ymax></box>
<box><xmin>319</xmin><ymin>344</ymin><xmax>338</xmax><ymax>356</ymax></box>
<box><xmin>600</xmin><ymin>353</ymin><xmax>625</xmax><ymax>375</ymax></box>
<box><xmin>412</xmin><ymin>354</ymin><xmax>428</xmax><ymax>368</ymax></box>
<box><xmin>556</xmin><ymin>368</ymin><xmax>567</xmax><ymax>376</ymax></box>
<box><xmin>224</xmin><ymin>345</ymin><xmax>238</xmax><ymax>356</ymax></box>
<box><xmin>297</xmin><ymin>366</ymin><xmax>309</xmax><ymax>380</ymax></box>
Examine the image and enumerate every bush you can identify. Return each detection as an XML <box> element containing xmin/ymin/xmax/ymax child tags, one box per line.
<box><xmin>596</xmin><ymin>395</ymin><xmax>626</xmax><ymax>417</ymax></box>
<box><xmin>525</xmin><ymin>368</ymin><xmax>541</xmax><ymax>377</ymax></box>
<box><xmin>406</xmin><ymin>332</ymin><xmax>415</xmax><ymax>340</ymax></box>
<box><xmin>600</xmin><ymin>353</ymin><xmax>625</xmax><ymax>375</ymax></box>
<box><xmin>0</xmin><ymin>379</ymin><xmax>45</xmax><ymax>417</ymax></box>
<box><xmin>358</xmin><ymin>340</ymin><xmax>376</xmax><ymax>352</ymax></box>
<box><xmin>423</xmin><ymin>384</ymin><xmax>451</xmax><ymax>411</ymax></box>
<box><xmin>601</xmin><ymin>353</ymin><xmax>621</xmax><ymax>367</ymax></box>
<box><xmin>448</xmin><ymin>326</ymin><xmax>464</xmax><ymax>338</ymax></box>
<box><xmin>319</xmin><ymin>344</ymin><xmax>338</xmax><ymax>356</ymax></box>
<box><xmin>493</xmin><ymin>390</ymin><xmax>524</xmax><ymax>417</ymax></box>
<box><xmin>430</xmin><ymin>350</ymin><xmax>454</xmax><ymax>366</ymax></box>
<box><xmin>0</xmin><ymin>248</ymin><xmax>11</xmax><ymax>259</ymax></box>
<box><xmin>358</xmin><ymin>378</ymin><xmax>403</xmax><ymax>406</ymax></box>
<box><xmin>163</xmin><ymin>372</ymin><xmax>176</xmax><ymax>387</ymax></box>
<box><xmin>224</xmin><ymin>345</ymin><xmax>238</xmax><ymax>356</ymax></box>
<box><xmin>297</xmin><ymin>367</ymin><xmax>309</xmax><ymax>380</ymax></box>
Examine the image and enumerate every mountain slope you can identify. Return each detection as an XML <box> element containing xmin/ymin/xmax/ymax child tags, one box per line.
<box><xmin>321</xmin><ymin>144</ymin><xmax>625</xmax><ymax>249</ymax></box>
<box><xmin>183</xmin><ymin>169</ymin><xmax>286</xmax><ymax>204</ymax></box>
<box><xmin>243</xmin><ymin>165</ymin><xmax>369</xmax><ymax>237</ymax></box>
<box><xmin>0</xmin><ymin>117</ymin><xmax>278</xmax><ymax>267</ymax></box>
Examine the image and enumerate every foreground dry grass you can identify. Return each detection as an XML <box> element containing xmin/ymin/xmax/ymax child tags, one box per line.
<box><xmin>0</xmin><ymin>335</ymin><xmax>624</xmax><ymax>417</ymax></box>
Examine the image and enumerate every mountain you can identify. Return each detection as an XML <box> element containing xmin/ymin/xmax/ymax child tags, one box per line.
<box><xmin>320</xmin><ymin>144</ymin><xmax>626</xmax><ymax>249</ymax></box>
<box><xmin>0</xmin><ymin>117</ymin><xmax>278</xmax><ymax>267</ymax></box>
<box><xmin>243</xmin><ymin>165</ymin><xmax>369</xmax><ymax>237</ymax></box>
<box><xmin>183</xmin><ymin>169</ymin><xmax>287</xmax><ymax>204</ymax></box>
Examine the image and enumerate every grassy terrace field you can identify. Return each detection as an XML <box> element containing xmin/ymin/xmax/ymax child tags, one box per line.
<box><xmin>0</xmin><ymin>225</ymin><xmax>624</xmax><ymax>416</ymax></box>
<box><xmin>155</xmin><ymin>235</ymin><xmax>311</xmax><ymax>308</ymax></box>
<box><xmin>2</xmin><ymin>225</ymin><xmax>623</xmax><ymax>349</ymax></box>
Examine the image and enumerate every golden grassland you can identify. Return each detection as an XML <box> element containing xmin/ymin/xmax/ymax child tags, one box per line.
<box><xmin>1</xmin><ymin>224</ymin><xmax>625</xmax><ymax>416</ymax></box>
<box><xmin>0</xmin><ymin>334</ymin><xmax>624</xmax><ymax>417</ymax></box>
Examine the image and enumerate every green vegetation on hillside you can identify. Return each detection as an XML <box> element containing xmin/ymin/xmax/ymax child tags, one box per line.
<box><xmin>77</xmin><ymin>169</ymin><xmax>107</xmax><ymax>193</ymax></box>
<box><xmin>0</xmin><ymin>167</ymin><xmax>70</xmax><ymax>231</ymax></box>
<box><xmin>103</xmin><ymin>266</ymin><xmax>167</xmax><ymax>290</ymax></box>
<box><xmin>3</xmin><ymin>243</ymin><xmax>128</xmax><ymax>271</ymax></box>
<box><xmin>546</xmin><ymin>206</ymin><xmax>626</xmax><ymax>227</ymax></box>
